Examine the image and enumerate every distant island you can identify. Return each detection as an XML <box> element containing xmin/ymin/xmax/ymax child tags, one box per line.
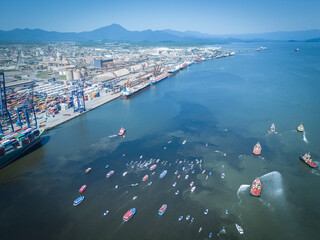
<box><xmin>0</xmin><ymin>24</ymin><xmax>319</xmax><ymax>42</ymax></box>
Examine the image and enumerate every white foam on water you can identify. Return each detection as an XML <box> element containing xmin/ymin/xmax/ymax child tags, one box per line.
<box><xmin>108</xmin><ymin>134</ymin><xmax>117</xmax><ymax>138</ymax></box>
<box><xmin>237</xmin><ymin>184</ymin><xmax>250</xmax><ymax>202</ymax></box>
<box><xmin>303</xmin><ymin>131</ymin><xmax>309</xmax><ymax>143</ymax></box>
<box><xmin>260</xmin><ymin>171</ymin><xmax>284</xmax><ymax>199</ymax></box>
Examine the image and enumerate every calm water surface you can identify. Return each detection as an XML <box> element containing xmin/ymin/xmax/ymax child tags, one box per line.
<box><xmin>1</xmin><ymin>42</ymin><xmax>320</xmax><ymax>240</ymax></box>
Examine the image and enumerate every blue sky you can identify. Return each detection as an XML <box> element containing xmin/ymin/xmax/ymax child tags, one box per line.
<box><xmin>1</xmin><ymin>0</ymin><xmax>319</xmax><ymax>34</ymax></box>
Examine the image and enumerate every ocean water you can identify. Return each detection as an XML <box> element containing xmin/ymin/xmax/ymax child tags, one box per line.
<box><xmin>0</xmin><ymin>42</ymin><xmax>320</xmax><ymax>240</ymax></box>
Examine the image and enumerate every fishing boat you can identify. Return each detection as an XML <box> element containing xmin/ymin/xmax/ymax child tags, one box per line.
<box><xmin>300</xmin><ymin>153</ymin><xmax>318</xmax><ymax>168</ymax></box>
<box><xmin>191</xmin><ymin>186</ymin><xmax>196</xmax><ymax>192</ymax></box>
<box><xmin>132</xmin><ymin>196</ymin><xmax>137</xmax><ymax>200</ymax></box>
<box><xmin>269</xmin><ymin>123</ymin><xmax>276</xmax><ymax>132</ymax></box>
<box><xmin>73</xmin><ymin>196</ymin><xmax>84</xmax><ymax>206</ymax></box>
<box><xmin>148</xmin><ymin>181</ymin><xmax>152</xmax><ymax>185</ymax></box>
<box><xmin>105</xmin><ymin>165</ymin><xmax>109</xmax><ymax>169</ymax></box>
<box><xmin>235</xmin><ymin>223</ymin><xmax>244</xmax><ymax>234</ymax></box>
<box><xmin>190</xmin><ymin>181</ymin><xmax>194</xmax><ymax>187</ymax></box>
<box><xmin>178</xmin><ymin>216</ymin><xmax>183</xmax><ymax>221</ymax></box>
<box><xmin>204</xmin><ymin>209</ymin><xmax>208</xmax><ymax>215</ymax></box>
<box><xmin>79</xmin><ymin>185</ymin><xmax>87</xmax><ymax>193</ymax></box>
<box><xmin>221</xmin><ymin>173</ymin><xmax>225</xmax><ymax>179</ymax></box>
<box><xmin>199</xmin><ymin>227</ymin><xmax>202</xmax><ymax>233</ymax></box>
<box><xmin>182</xmin><ymin>140</ymin><xmax>187</xmax><ymax>144</ymax></box>
<box><xmin>158</xmin><ymin>204</ymin><xmax>167</xmax><ymax>216</ymax></box>
<box><xmin>142</xmin><ymin>174</ymin><xmax>148</xmax><ymax>181</ymax></box>
<box><xmin>160</xmin><ymin>170</ymin><xmax>168</xmax><ymax>178</ymax></box>
<box><xmin>173</xmin><ymin>182</ymin><xmax>177</xmax><ymax>187</ymax></box>
<box><xmin>85</xmin><ymin>168</ymin><xmax>91</xmax><ymax>174</ymax></box>
<box><xmin>149</xmin><ymin>164</ymin><xmax>157</xmax><ymax>170</ymax></box>
<box><xmin>123</xmin><ymin>208</ymin><xmax>136</xmax><ymax>222</ymax></box>
<box><xmin>118</xmin><ymin>127</ymin><xmax>126</xmax><ymax>136</ymax></box>
<box><xmin>297</xmin><ymin>123</ymin><xmax>304</xmax><ymax>132</ymax></box>
<box><xmin>185</xmin><ymin>174</ymin><xmax>189</xmax><ymax>179</ymax></box>
<box><xmin>186</xmin><ymin>215</ymin><xmax>190</xmax><ymax>220</ymax></box>
<box><xmin>103</xmin><ymin>210</ymin><xmax>109</xmax><ymax>216</ymax></box>
<box><xmin>175</xmin><ymin>190</ymin><xmax>180</xmax><ymax>195</ymax></box>
<box><xmin>106</xmin><ymin>170</ymin><xmax>114</xmax><ymax>178</ymax></box>
<box><xmin>253</xmin><ymin>142</ymin><xmax>262</xmax><ymax>155</ymax></box>
<box><xmin>250</xmin><ymin>178</ymin><xmax>262</xmax><ymax>197</ymax></box>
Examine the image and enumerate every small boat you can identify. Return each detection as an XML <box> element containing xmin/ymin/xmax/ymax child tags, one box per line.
<box><xmin>202</xmin><ymin>170</ymin><xmax>206</xmax><ymax>174</ymax></box>
<box><xmin>295</xmin><ymin>48</ymin><xmax>300</xmax><ymax>52</ymax></box>
<box><xmin>206</xmin><ymin>175</ymin><xmax>208</xmax><ymax>180</ymax></box>
<box><xmin>175</xmin><ymin>190</ymin><xmax>180</xmax><ymax>195</ymax></box>
<box><xmin>191</xmin><ymin>186</ymin><xmax>196</xmax><ymax>192</ymax></box>
<box><xmin>131</xmin><ymin>183</ymin><xmax>138</xmax><ymax>187</ymax></box>
<box><xmin>191</xmin><ymin>170</ymin><xmax>195</xmax><ymax>174</ymax></box>
<box><xmin>199</xmin><ymin>227</ymin><xmax>202</xmax><ymax>233</ymax></box>
<box><xmin>148</xmin><ymin>181</ymin><xmax>153</xmax><ymax>185</ymax></box>
<box><xmin>250</xmin><ymin>178</ymin><xmax>262</xmax><ymax>197</ymax></box>
<box><xmin>142</xmin><ymin>174</ymin><xmax>148</xmax><ymax>181</ymax></box>
<box><xmin>190</xmin><ymin>181</ymin><xmax>194</xmax><ymax>187</ymax></box>
<box><xmin>149</xmin><ymin>164</ymin><xmax>157</xmax><ymax>171</ymax></box>
<box><xmin>105</xmin><ymin>165</ymin><xmax>109</xmax><ymax>169</ymax></box>
<box><xmin>168</xmin><ymin>140</ymin><xmax>172</xmax><ymax>144</ymax></box>
<box><xmin>132</xmin><ymin>196</ymin><xmax>137</xmax><ymax>200</ymax></box>
<box><xmin>209</xmin><ymin>172</ymin><xmax>212</xmax><ymax>176</ymax></box>
<box><xmin>253</xmin><ymin>142</ymin><xmax>262</xmax><ymax>155</ymax></box>
<box><xmin>103</xmin><ymin>210</ymin><xmax>109</xmax><ymax>216</ymax></box>
<box><xmin>300</xmin><ymin>153</ymin><xmax>318</xmax><ymax>168</ymax></box>
<box><xmin>173</xmin><ymin>182</ymin><xmax>177</xmax><ymax>187</ymax></box>
<box><xmin>123</xmin><ymin>208</ymin><xmax>136</xmax><ymax>222</ymax></box>
<box><xmin>297</xmin><ymin>123</ymin><xmax>304</xmax><ymax>132</ymax></box>
<box><xmin>235</xmin><ymin>223</ymin><xmax>244</xmax><ymax>234</ymax></box>
<box><xmin>158</xmin><ymin>204</ymin><xmax>167</xmax><ymax>216</ymax></box>
<box><xmin>182</xmin><ymin>140</ymin><xmax>187</xmax><ymax>145</ymax></box>
<box><xmin>115</xmin><ymin>185</ymin><xmax>118</xmax><ymax>189</ymax></box>
<box><xmin>174</xmin><ymin>170</ymin><xmax>178</xmax><ymax>175</ymax></box>
<box><xmin>106</xmin><ymin>170</ymin><xmax>114</xmax><ymax>178</ymax></box>
<box><xmin>185</xmin><ymin>175</ymin><xmax>189</xmax><ymax>179</ymax></box>
<box><xmin>140</xmin><ymin>155</ymin><xmax>143</xmax><ymax>159</ymax></box>
<box><xmin>204</xmin><ymin>209</ymin><xmax>208</xmax><ymax>215</ymax></box>
<box><xmin>118</xmin><ymin>127</ymin><xmax>126</xmax><ymax>136</ymax></box>
<box><xmin>178</xmin><ymin>216</ymin><xmax>183</xmax><ymax>221</ymax></box>
<box><xmin>269</xmin><ymin>123</ymin><xmax>276</xmax><ymax>132</ymax></box>
<box><xmin>152</xmin><ymin>172</ymin><xmax>155</xmax><ymax>175</ymax></box>
<box><xmin>225</xmin><ymin>210</ymin><xmax>229</xmax><ymax>214</ymax></box>
<box><xmin>191</xmin><ymin>217</ymin><xmax>194</xmax><ymax>222</ymax></box>
<box><xmin>186</xmin><ymin>215</ymin><xmax>190</xmax><ymax>220</ymax></box>
<box><xmin>123</xmin><ymin>171</ymin><xmax>128</xmax><ymax>176</ymax></box>
<box><xmin>209</xmin><ymin>232</ymin><xmax>212</xmax><ymax>238</ymax></box>
<box><xmin>79</xmin><ymin>185</ymin><xmax>87</xmax><ymax>193</ymax></box>
<box><xmin>156</xmin><ymin>159</ymin><xmax>160</xmax><ymax>163</ymax></box>
<box><xmin>85</xmin><ymin>168</ymin><xmax>91</xmax><ymax>174</ymax></box>
<box><xmin>160</xmin><ymin>170</ymin><xmax>168</xmax><ymax>178</ymax></box>
<box><xmin>177</xmin><ymin>175</ymin><xmax>181</xmax><ymax>178</ymax></box>
<box><xmin>73</xmin><ymin>196</ymin><xmax>84</xmax><ymax>206</ymax></box>
<box><xmin>221</xmin><ymin>173</ymin><xmax>225</xmax><ymax>179</ymax></box>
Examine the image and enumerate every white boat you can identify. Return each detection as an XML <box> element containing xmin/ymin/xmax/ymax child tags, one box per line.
<box><xmin>131</xmin><ymin>183</ymin><xmax>138</xmax><ymax>187</ymax></box>
<box><xmin>221</xmin><ymin>173</ymin><xmax>225</xmax><ymax>179</ymax></box>
<box><xmin>123</xmin><ymin>171</ymin><xmax>128</xmax><ymax>176</ymax></box>
<box><xmin>199</xmin><ymin>227</ymin><xmax>202</xmax><ymax>233</ymax></box>
<box><xmin>202</xmin><ymin>170</ymin><xmax>206</xmax><ymax>174</ymax></box>
<box><xmin>173</xmin><ymin>182</ymin><xmax>177</xmax><ymax>187</ymax></box>
<box><xmin>191</xmin><ymin>217</ymin><xmax>194</xmax><ymax>222</ymax></box>
<box><xmin>103</xmin><ymin>210</ymin><xmax>109</xmax><ymax>216</ymax></box>
<box><xmin>182</xmin><ymin>140</ymin><xmax>187</xmax><ymax>145</ymax></box>
<box><xmin>185</xmin><ymin>175</ymin><xmax>189</xmax><ymax>179</ymax></box>
<box><xmin>204</xmin><ymin>209</ymin><xmax>208</xmax><ymax>215</ymax></box>
<box><xmin>186</xmin><ymin>215</ymin><xmax>190</xmax><ymax>220</ymax></box>
<box><xmin>175</xmin><ymin>190</ymin><xmax>180</xmax><ymax>195</ymax></box>
<box><xmin>269</xmin><ymin>123</ymin><xmax>276</xmax><ymax>132</ymax></box>
<box><xmin>133</xmin><ymin>196</ymin><xmax>137</xmax><ymax>200</ymax></box>
<box><xmin>235</xmin><ymin>223</ymin><xmax>244</xmax><ymax>234</ymax></box>
<box><xmin>191</xmin><ymin>186</ymin><xmax>196</xmax><ymax>192</ymax></box>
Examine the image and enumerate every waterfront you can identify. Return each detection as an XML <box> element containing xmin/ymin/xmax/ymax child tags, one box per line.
<box><xmin>1</xmin><ymin>42</ymin><xmax>320</xmax><ymax>240</ymax></box>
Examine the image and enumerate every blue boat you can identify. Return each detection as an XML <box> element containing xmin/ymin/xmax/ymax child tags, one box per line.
<box><xmin>123</xmin><ymin>208</ymin><xmax>136</xmax><ymax>221</ymax></box>
<box><xmin>73</xmin><ymin>196</ymin><xmax>84</xmax><ymax>206</ymax></box>
<box><xmin>158</xmin><ymin>204</ymin><xmax>167</xmax><ymax>216</ymax></box>
<box><xmin>160</xmin><ymin>170</ymin><xmax>168</xmax><ymax>178</ymax></box>
<box><xmin>106</xmin><ymin>170</ymin><xmax>114</xmax><ymax>178</ymax></box>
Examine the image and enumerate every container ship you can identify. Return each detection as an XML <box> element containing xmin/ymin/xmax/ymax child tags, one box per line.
<box><xmin>0</xmin><ymin>127</ymin><xmax>44</xmax><ymax>169</ymax></box>
<box><xmin>167</xmin><ymin>66</ymin><xmax>180</xmax><ymax>76</ymax></box>
<box><xmin>121</xmin><ymin>83</ymin><xmax>150</xmax><ymax>99</ymax></box>
<box><xmin>150</xmin><ymin>73</ymin><xmax>169</xmax><ymax>85</ymax></box>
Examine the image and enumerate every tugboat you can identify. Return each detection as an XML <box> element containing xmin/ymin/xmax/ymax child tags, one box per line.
<box><xmin>250</xmin><ymin>178</ymin><xmax>262</xmax><ymax>197</ymax></box>
<box><xmin>297</xmin><ymin>123</ymin><xmax>304</xmax><ymax>132</ymax></box>
<box><xmin>118</xmin><ymin>127</ymin><xmax>126</xmax><ymax>136</ymax></box>
<box><xmin>253</xmin><ymin>142</ymin><xmax>262</xmax><ymax>155</ymax></box>
<box><xmin>269</xmin><ymin>123</ymin><xmax>276</xmax><ymax>132</ymax></box>
<box><xmin>300</xmin><ymin>153</ymin><xmax>318</xmax><ymax>168</ymax></box>
<box><xmin>106</xmin><ymin>170</ymin><xmax>115</xmax><ymax>178</ymax></box>
<box><xmin>158</xmin><ymin>204</ymin><xmax>167</xmax><ymax>216</ymax></box>
<box><xmin>73</xmin><ymin>196</ymin><xmax>84</xmax><ymax>206</ymax></box>
<box><xmin>123</xmin><ymin>208</ymin><xmax>136</xmax><ymax>222</ymax></box>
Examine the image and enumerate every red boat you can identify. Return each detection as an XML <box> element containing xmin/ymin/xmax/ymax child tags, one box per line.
<box><xmin>142</xmin><ymin>174</ymin><xmax>148</xmax><ymax>181</ymax></box>
<box><xmin>250</xmin><ymin>178</ymin><xmax>261</xmax><ymax>197</ymax></box>
<box><xmin>118</xmin><ymin>128</ymin><xmax>126</xmax><ymax>136</ymax></box>
<box><xmin>253</xmin><ymin>142</ymin><xmax>261</xmax><ymax>155</ymax></box>
<box><xmin>300</xmin><ymin>153</ymin><xmax>318</xmax><ymax>168</ymax></box>
<box><xmin>79</xmin><ymin>185</ymin><xmax>87</xmax><ymax>193</ymax></box>
<box><xmin>123</xmin><ymin>208</ymin><xmax>136</xmax><ymax>222</ymax></box>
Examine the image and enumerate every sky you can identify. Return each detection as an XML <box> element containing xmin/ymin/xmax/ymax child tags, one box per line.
<box><xmin>1</xmin><ymin>0</ymin><xmax>319</xmax><ymax>35</ymax></box>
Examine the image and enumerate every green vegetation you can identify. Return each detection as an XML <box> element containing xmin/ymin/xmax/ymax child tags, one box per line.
<box><xmin>55</xmin><ymin>75</ymin><xmax>66</xmax><ymax>80</ymax></box>
<box><xmin>0</xmin><ymin>69</ymin><xmax>17</xmax><ymax>72</ymax></box>
<box><xmin>36</xmin><ymin>71</ymin><xmax>51</xmax><ymax>78</ymax></box>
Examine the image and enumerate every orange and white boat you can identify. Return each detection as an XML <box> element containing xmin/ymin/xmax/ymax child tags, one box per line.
<box><xmin>79</xmin><ymin>185</ymin><xmax>87</xmax><ymax>193</ymax></box>
<box><xmin>250</xmin><ymin>178</ymin><xmax>261</xmax><ymax>197</ymax></box>
<box><xmin>118</xmin><ymin>127</ymin><xmax>126</xmax><ymax>136</ymax></box>
<box><xmin>300</xmin><ymin>153</ymin><xmax>318</xmax><ymax>168</ymax></box>
<box><xmin>85</xmin><ymin>168</ymin><xmax>91</xmax><ymax>174</ymax></box>
<box><xmin>142</xmin><ymin>174</ymin><xmax>149</xmax><ymax>181</ymax></box>
<box><xmin>297</xmin><ymin>123</ymin><xmax>304</xmax><ymax>132</ymax></box>
<box><xmin>253</xmin><ymin>142</ymin><xmax>261</xmax><ymax>155</ymax></box>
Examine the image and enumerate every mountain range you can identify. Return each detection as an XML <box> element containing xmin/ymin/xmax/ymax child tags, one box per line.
<box><xmin>0</xmin><ymin>24</ymin><xmax>319</xmax><ymax>42</ymax></box>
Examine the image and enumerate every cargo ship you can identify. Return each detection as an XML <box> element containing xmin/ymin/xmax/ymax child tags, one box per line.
<box><xmin>297</xmin><ymin>123</ymin><xmax>304</xmax><ymax>132</ymax></box>
<box><xmin>158</xmin><ymin>204</ymin><xmax>167</xmax><ymax>216</ymax></box>
<box><xmin>250</xmin><ymin>178</ymin><xmax>262</xmax><ymax>197</ymax></box>
<box><xmin>167</xmin><ymin>66</ymin><xmax>180</xmax><ymax>76</ymax></box>
<box><xmin>149</xmin><ymin>164</ymin><xmax>157</xmax><ymax>170</ymax></box>
<box><xmin>121</xmin><ymin>83</ymin><xmax>150</xmax><ymax>99</ymax></box>
<box><xmin>160</xmin><ymin>170</ymin><xmax>168</xmax><ymax>178</ymax></box>
<box><xmin>252</xmin><ymin>142</ymin><xmax>262</xmax><ymax>155</ymax></box>
<box><xmin>123</xmin><ymin>208</ymin><xmax>136</xmax><ymax>221</ymax></box>
<box><xmin>300</xmin><ymin>153</ymin><xmax>318</xmax><ymax>168</ymax></box>
<box><xmin>0</xmin><ymin>127</ymin><xmax>44</xmax><ymax>169</ymax></box>
<box><xmin>150</xmin><ymin>73</ymin><xmax>169</xmax><ymax>85</ymax></box>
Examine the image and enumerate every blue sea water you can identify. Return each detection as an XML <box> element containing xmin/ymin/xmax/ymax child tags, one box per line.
<box><xmin>0</xmin><ymin>42</ymin><xmax>320</xmax><ymax>240</ymax></box>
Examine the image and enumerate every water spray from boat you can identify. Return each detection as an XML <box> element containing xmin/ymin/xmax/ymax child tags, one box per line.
<box><xmin>303</xmin><ymin>131</ymin><xmax>308</xmax><ymax>143</ymax></box>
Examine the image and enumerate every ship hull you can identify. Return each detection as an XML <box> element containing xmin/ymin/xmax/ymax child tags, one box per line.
<box><xmin>121</xmin><ymin>84</ymin><xmax>150</xmax><ymax>99</ymax></box>
<box><xmin>0</xmin><ymin>130</ymin><xmax>44</xmax><ymax>169</ymax></box>
<box><xmin>299</xmin><ymin>156</ymin><xmax>318</xmax><ymax>168</ymax></box>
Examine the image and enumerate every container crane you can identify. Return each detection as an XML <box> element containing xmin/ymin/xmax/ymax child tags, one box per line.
<box><xmin>0</xmin><ymin>72</ymin><xmax>14</xmax><ymax>134</ymax></box>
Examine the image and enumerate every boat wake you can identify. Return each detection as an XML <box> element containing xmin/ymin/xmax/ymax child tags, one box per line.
<box><xmin>303</xmin><ymin>131</ymin><xmax>309</xmax><ymax>143</ymax></box>
<box><xmin>260</xmin><ymin>171</ymin><xmax>284</xmax><ymax>199</ymax></box>
<box><xmin>108</xmin><ymin>135</ymin><xmax>118</xmax><ymax>138</ymax></box>
<box><xmin>236</xmin><ymin>184</ymin><xmax>250</xmax><ymax>203</ymax></box>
